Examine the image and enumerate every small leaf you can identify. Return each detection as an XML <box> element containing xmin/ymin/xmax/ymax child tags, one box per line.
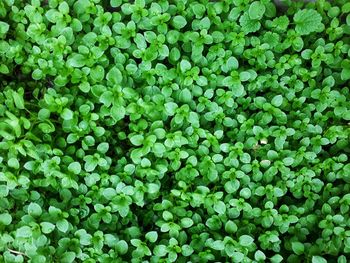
<box><xmin>249</xmin><ymin>1</ymin><xmax>266</xmax><ymax>20</ymax></box>
<box><xmin>145</xmin><ymin>231</ymin><xmax>158</xmax><ymax>243</ymax></box>
<box><xmin>130</xmin><ymin>134</ymin><xmax>144</xmax><ymax>146</ymax></box>
<box><xmin>8</xmin><ymin>158</ymin><xmax>19</xmax><ymax>169</ymax></box>
<box><xmin>180</xmin><ymin>59</ymin><xmax>191</xmax><ymax>73</ymax></box>
<box><xmin>239</xmin><ymin>235</ymin><xmax>254</xmax><ymax>246</ymax></box>
<box><xmin>40</xmin><ymin>222</ymin><xmax>55</xmax><ymax>234</ymax></box>
<box><xmin>182</xmin><ymin>244</ymin><xmax>194</xmax><ymax>256</ymax></box>
<box><xmin>214</xmin><ymin>201</ymin><xmax>226</xmax><ymax>215</ymax></box>
<box><xmin>291</xmin><ymin>241</ymin><xmax>304</xmax><ymax>255</ymax></box>
<box><xmin>232</xmin><ymin>251</ymin><xmax>244</xmax><ymax>262</ymax></box>
<box><xmin>61</xmin><ymin>108</ymin><xmax>74</xmax><ymax>120</ymax></box>
<box><xmin>0</xmin><ymin>21</ymin><xmax>9</xmax><ymax>36</ymax></box>
<box><xmin>12</xmin><ymin>92</ymin><xmax>25</xmax><ymax>109</ymax></box>
<box><xmin>0</xmin><ymin>213</ymin><xmax>12</xmax><ymax>225</ymax></box>
<box><xmin>294</xmin><ymin>9</ymin><xmax>323</xmax><ymax>35</ymax></box>
<box><xmin>0</xmin><ymin>64</ymin><xmax>9</xmax><ymax>74</ymax></box>
<box><xmin>106</xmin><ymin>66</ymin><xmax>122</xmax><ymax>84</ymax></box>
<box><xmin>28</xmin><ymin>202</ymin><xmax>42</xmax><ymax>217</ymax></box>
<box><xmin>116</xmin><ymin>240</ymin><xmax>129</xmax><ymax>254</ymax></box>
<box><xmin>97</xmin><ymin>142</ymin><xmax>109</xmax><ymax>154</ymax></box>
<box><xmin>57</xmin><ymin>219</ymin><xmax>69</xmax><ymax>233</ymax></box>
<box><xmin>147</xmin><ymin>183</ymin><xmax>160</xmax><ymax>194</ymax></box>
<box><xmin>312</xmin><ymin>256</ymin><xmax>327</xmax><ymax>263</ymax></box>
<box><xmin>271</xmin><ymin>95</ymin><xmax>283</xmax><ymax>107</ymax></box>
<box><xmin>111</xmin><ymin>105</ymin><xmax>125</xmax><ymax>121</ymax></box>
<box><xmin>68</xmin><ymin>162</ymin><xmax>82</xmax><ymax>174</ymax></box>
<box><xmin>172</xmin><ymin>15</ymin><xmax>187</xmax><ymax>29</ymax></box>
<box><xmin>16</xmin><ymin>226</ymin><xmax>32</xmax><ymax>238</ymax></box>
<box><xmin>179</xmin><ymin>88</ymin><xmax>192</xmax><ymax>102</ymax></box>
<box><xmin>239</xmin><ymin>13</ymin><xmax>261</xmax><ymax>34</ymax></box>
<box><xmin>211</xmin><ymin>240</ymin><xmax>225</xmax><ymax>250</ymax></box>
<box><xmin>67</xmin><ymin>53</ymin><xmax>85</xmax><ymax>67</ymax></box>
<box><xmin>61</xmin><ymin>252</ymin><xmax>76</xmax><ymax>263</ymax></box>
<box><xmin>180</xmin><ymin>218</ymin><xmax>194</xmax><ymax>228</ymax></box>
<box><xmin>165</xmin><ymin>102</ymin><xmax>178</xmax><ymax>116</ymax></box>
<box><xmin>226</xmin><ymin>57</ymin><xmax>239</xmax><ymax>70</ymax></box>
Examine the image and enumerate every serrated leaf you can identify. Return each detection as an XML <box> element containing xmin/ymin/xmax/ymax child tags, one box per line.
<box><xmin>293</xmin><ymin>9</ymin><xmax>323</xmax><ymax>35</ymax></box>
<box><xmin>239</xmin><ymin>13</ymin><xmax>261</xmax><ymax>34</ymax></box>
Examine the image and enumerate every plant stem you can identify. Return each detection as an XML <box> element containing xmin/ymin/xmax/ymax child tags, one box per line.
<box><xmin>8</xmin><ymin>248</ymin><xmax>28</xmax><ymax>257</ymax></box>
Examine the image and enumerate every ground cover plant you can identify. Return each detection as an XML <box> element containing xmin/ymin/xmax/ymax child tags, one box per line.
<box><xmin>0</xmin><ymin>0</ymin><xmax>350</xmax><ymax>262</ymax></box>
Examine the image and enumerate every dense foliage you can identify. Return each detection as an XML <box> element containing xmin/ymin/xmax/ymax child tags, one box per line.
<box><xmin>1</xmin><ymin>0</ymin><xmax>350</xmax><ymax>262</ymax></box>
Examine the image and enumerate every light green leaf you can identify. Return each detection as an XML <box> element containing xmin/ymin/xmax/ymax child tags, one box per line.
<box><xmin>271</xmin><ymin>95</ymin><xmax>283</xmax><ymax>107</ymax></box>
<box><xmin>28</xmin><ymin>202</ymin><xmax>42</xmax><ymax>217</ymax></box>
<box><xmin>249</xmin><ymin>1</ymin><xmax>266</xmax><ymax>20</ymax></box>
<box><xmin>293</xmin><ymin>9</ymin><xmax>323</xmax><ymax>35</ymax></box>
<box><xmin>67</xmin><ymin>53</ymin><xmax>85</xmax><ymax>67</ymax></box>
<box><xmin>239</xmin><ymin>13</ymin><xmax>261</xmax><ymax>34</ymax></box>
<box><xmin>0</xmin><ymin>64</ymin><xmax>9</xmax><ymax>74</ymax></box>
<box><xmin>61</xmin><ymin>252</ymin><xmax>76</xmax><ymax>263</ymax></box>
<box><xmin>239</xmin><ymin>235</ymin><xmax>254</xmax><ymax>246</ymax></box>
<box><xmin>145</xmin><ymin>231</ymin><xmax>158</xmax><ymax>243</ymax></box>
<box><xmin>0</xmin><ymin>21</ymin><xmax>9</xmax><ymax>36</ymax></box>
<box><xmin>172</xmin><ymin>15</ymin><xmax>187</xmax><ymax>29</ymax></box>
<box><xmin>57</xmin><ymin>219</ymin><xmax>69</xmax><ymax>233</ymax></box>
<box><xmin>16</xmin><ymin>226</ymin><xmax>32</xmax><ymax>238</ymax></box>
<box><xmin>106</xmin><ymin>66</ymin><xmax>123</xmax><ymax>84</ymax></box>
<box><xmin>8</xmin><ymin>158</ymin><xmax>19</xmax><ymax>169</ymax></box>
<box><xmin>12</xmin><ymin>91</ymin><xmax>25</xmax><ymax>109</ymax></box>
<box><xmin>180</xmin><ymin>218</ymin><xmax>194</xmax><ymax>228</ymax></box>
<box><xmin>312</xmin><ymin>256</ymin><xmax>327</xmax><ymax>263</ymax></box>
<box><xmin>180</xmin><ymin>59</ymin><xmax>191</xmax><ymax>73</ymax></box>
<box><xmin>0</xmin><ymin>213</ymin><xmax>12</xmax><ymax>225</ymax></box>
<box><xmin>61</xmin><ymin>108</ymin><xmax>74</xmax><ymax>120</ymax></box>
<box><xmin>68</xmin><ymin>162</ymin><xmax>82</xmax><ymax>174</ymax></box>
<box><xmin>40</xmin><ymin>222</ymin><xmax>55</xmax><ymax>234</ymax></box>
<box><xmin>291</xmin><ymin>241</ymin><xmax>304</xmax><ymax>255</ymax></box>
<box><xmin>130</xmin><ymin>134</ymin><xmax>144</xmax><ymax>146</ymax></box>
<box><xmin>111</xmin><ymin>0</ymin><xmax>122</xmax><ymax>7</ymax></box>
<box><xmin>165</xmin><ymin>102</ymin><xmax>178</xmax><ymax>116</ymax></box>
<box><xmin>214</xmin><ymin>201</ymin><xmax>226</xmax><ymax>215</ymax></box>
<box><xmin>116</xmin><ymin>240</ymin><xmax>129</xmax><ymax>254</ymax></box>
<box><xmin>227</xmin><ymin>57</ymin><xmax>239</xmax><ymax>70</ymax></box>
<box><xmin>111</xmin><ymin>105</ymin><xmax>125</xmax><ymax>121</ymax></box>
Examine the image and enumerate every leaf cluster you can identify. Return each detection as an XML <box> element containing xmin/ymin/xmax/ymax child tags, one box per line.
<box><xmin>0</xmin><ymin>0</ymin><xmax>350</xmax><ymax>262</ymax></box>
